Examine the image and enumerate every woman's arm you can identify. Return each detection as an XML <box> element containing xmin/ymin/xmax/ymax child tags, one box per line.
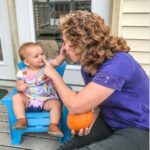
<box><xmin>44</xmin><ymin>64</ymin><xmax>114</xmax><ymax>114</ymax></box>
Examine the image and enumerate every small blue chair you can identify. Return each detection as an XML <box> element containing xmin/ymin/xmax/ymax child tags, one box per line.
<box><xmin>2</xmin><ymin>62</ymin><xmax>71</xmax><ymax>144</ymax></box>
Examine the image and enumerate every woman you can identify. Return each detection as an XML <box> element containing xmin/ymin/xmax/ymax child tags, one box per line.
<box><xmin>44</xmin><ymin>11</ymin><xmax>149</xmax><ymax>150</ymax></box>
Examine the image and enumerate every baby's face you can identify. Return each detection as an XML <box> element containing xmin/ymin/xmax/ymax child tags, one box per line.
<box><xmin>24</xmin><ymin>46</ymin><xmax>45</xmax><ymax>69</ymax></box>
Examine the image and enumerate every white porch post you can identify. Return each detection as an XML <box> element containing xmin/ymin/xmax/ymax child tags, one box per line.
<box><xmin>15</xmin><ymin>0</ymin><xmax>35</xmax><ymax>45</ymax></box>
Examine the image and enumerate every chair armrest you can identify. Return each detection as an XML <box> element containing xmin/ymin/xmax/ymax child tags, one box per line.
<box><xmin>2</xmin><ymin>88</ymin><xmax>17</xmax><ymax>106</ymax></box>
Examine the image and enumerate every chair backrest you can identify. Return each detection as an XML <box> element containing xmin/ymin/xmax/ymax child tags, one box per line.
<box><xmin>17</xmin><ymin>61</ymin><xmax>67</xmax><ymax>77</ymax></box>
<box><xmin>56</xmin><ymin>61</ymin><xmax>67</xmax><ymax>77</ymax></box>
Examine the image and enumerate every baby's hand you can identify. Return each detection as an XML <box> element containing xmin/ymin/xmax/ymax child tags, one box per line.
<box><xmin>17</xmin><ymin>82</ymin><xmax>29</xmax><ymax>92</ymax></box>
<box><xmin>60</xmin><ymin>44</ymin><xmax>67</xmax><ymax>57</ymax></box>
<box><xmin>20</xmin><ymin>83</ymin><xmax>28</xmax><ymax>92</ymax></box>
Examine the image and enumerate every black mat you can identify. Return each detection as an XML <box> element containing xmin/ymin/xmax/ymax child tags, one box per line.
<box><xmin>0</xmin><ymin>89</ymin><xmax>8</xmax><ymax>99</ymax></box>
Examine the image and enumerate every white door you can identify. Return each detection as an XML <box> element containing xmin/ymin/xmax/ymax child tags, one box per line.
<box><xmin>0</xmin><ymin>0</ymin><xmax>16</xmax><ymax>80</ymax></box>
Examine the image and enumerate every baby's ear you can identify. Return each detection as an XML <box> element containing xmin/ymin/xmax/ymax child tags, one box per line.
<box><xmin>23</xmin><ymin>59</ymin><xmax>29</xmax><ymax>66</ymax></box>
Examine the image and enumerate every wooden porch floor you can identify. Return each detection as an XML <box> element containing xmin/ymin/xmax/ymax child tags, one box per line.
<box><xmin>0</xmin><ymin>88</ymin><xmax>60</xmax><ymax>150</ymax></box>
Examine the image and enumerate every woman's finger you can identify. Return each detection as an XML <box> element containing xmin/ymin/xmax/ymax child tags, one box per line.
<box><xmin>84</xmin><ymin>127</ymin><xmax>90</xmax><ymax>135</ymax></box>
<box><xmin>78</xmin><ymin>128</ymin><xmax>84</xmax><ymax>136</ymax></box>
<box><xmin>71</xmin><ymin>130</ymin><xmax>76</xmax><ymax>135</ymax></box>
<box><xmin>42</xmin><ymin>57</ymin><xmax>49</xmax><ymax>66</ymax></box>
<box><xmin>77</xmin><ymin>109</ymin><xmax>100</xmax><ymax>136</ymax></box>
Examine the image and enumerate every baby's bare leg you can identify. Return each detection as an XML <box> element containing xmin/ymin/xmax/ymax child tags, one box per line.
<box><xmin>44</xmin><ymin>99</ymin><xmax>63</xmax><ymax>137</ymax></box>
<box><xmin>12</xmin><ymin>93</ymin><xmax>29</xmax><ymax>119</ymax></box>
<box><xmin>43</xmin><ymin>99</ymin><xmax>62</xmax><ymax>124</ymax></box>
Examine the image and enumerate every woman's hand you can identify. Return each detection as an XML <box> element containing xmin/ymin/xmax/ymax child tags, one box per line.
<box><xmin>71</xmin><ymin>108</ymin><xmax>100</xmax><ymax>136</ymax></box>
<box><xmin>43</xmin><ymin>58</ymin><xmax>58</xmax><ymax>80</ymax></box>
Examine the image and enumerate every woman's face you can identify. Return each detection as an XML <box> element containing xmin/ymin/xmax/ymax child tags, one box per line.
<box><xmin>63</xmin><ymin>36</ymin><xmax>79</xmax><ymax>63</ymax></box>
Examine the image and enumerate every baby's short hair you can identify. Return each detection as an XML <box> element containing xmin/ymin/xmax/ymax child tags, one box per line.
<box><xmin>19</xmin><ymin>42</ymin><xmax>41</xmax><ymax>61</ymax></box>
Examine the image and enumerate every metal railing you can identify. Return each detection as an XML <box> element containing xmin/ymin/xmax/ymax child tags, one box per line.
<box><xmin>33</xmin><ymin>0</ymin><xmax>91</xmax><ymax>37</ymax></box>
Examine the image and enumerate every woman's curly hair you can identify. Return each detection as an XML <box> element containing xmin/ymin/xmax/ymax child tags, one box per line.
<box><xmin>59</xmin><ymin>10</ymin><xmax>130</xmax><ymax>74</ymax></box>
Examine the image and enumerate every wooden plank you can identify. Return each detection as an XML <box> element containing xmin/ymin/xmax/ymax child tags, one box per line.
<box><xmin>141</xmin><ymin>64</ymin><xmax>150</xmax><ymax>76</ymax></box>
<box><xmin>121</xmin><ymin>26</ymin><xmax>150</xmax><ymax>39</ymax></box>
<box><xmin>24</xmin><ymin>132</ymin><xmax>59</xmax><ymax>140</ymax></box>
<box><xmin>0</xmin><ymin>146</ymin><xmax>26</xmax><ymax>150</ymax></box>
<box><xmin>0</xmin><ymin>121</ymin><xmax>10</xmax><ymax>133</ymax></box>
<box><xmin>129</xmin><ymin>51</ymin><xmax>150</xmax><ymax>64</ymax></box>
<box><xmin>0</xmin><ymin>132</ymin><xmax>59</xmax><ymax>150</ymax></box>
<box><xmin>123</xmin><ymin>0</ymin><xmax>150</xmax><ymax>13</ymax></box>
<box><xmin>0</xmin><ymin>105</ymin><xmax>7</xmax><ymax>113</ymax></box>
<box><xmin>127</xmin><ymin>39</ymin><xmax>150</xmax><ymax>52</ymax></box>
<box><xmin>0</xmin><ymin>112</ymin><xmax>8</xmax><ymax>122</ymax></box>
<box><xmin>122</xmin><ymin>13</ymin><xmax>149</xmax><ymax>26</ymax></box>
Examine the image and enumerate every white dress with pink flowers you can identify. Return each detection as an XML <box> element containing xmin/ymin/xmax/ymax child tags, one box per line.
<box><xmin>17</xmin><ymin>67</ymin><xmax>58</xmax><ymax>111</ymax></box>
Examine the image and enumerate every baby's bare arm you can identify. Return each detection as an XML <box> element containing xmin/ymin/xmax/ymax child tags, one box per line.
<box><xmin>49</xmin><ymin>44</ymin><xmax>66</xmax><ymax>67</ymax></box>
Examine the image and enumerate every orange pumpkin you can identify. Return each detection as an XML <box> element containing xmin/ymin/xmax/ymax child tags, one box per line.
<box><xmin>67</xmin><ymin>111</ymin><xmax>94</xmax><ymax>131</ymax></box>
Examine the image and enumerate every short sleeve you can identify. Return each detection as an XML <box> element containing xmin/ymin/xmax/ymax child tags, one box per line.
<box><xmin>92</xmin><ymin>71</ymin><xmax>125</xmax><ymax>91</ymax></box>
<box><xmin>92</xmin><ymin>52</ymin><xmax>135</xmax><ymax>91</ymax></box>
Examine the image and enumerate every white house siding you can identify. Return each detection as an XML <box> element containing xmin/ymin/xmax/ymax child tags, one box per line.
<box><xmin>118</xmin><ymin>0</ymin><xmax>150</xmax><ymax>76</ymax></box>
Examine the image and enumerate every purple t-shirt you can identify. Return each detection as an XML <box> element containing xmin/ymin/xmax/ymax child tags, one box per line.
<box><xmin>81</xmin><ymin>52</ymin><xmax>149</xmax><ymax>130</ymax></box>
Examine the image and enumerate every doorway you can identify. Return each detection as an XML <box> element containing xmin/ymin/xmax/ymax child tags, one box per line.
<box><xmin>0</xmin><ymin>0</ymin><xmax>16</xmax><ymax>80</ymax></box>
